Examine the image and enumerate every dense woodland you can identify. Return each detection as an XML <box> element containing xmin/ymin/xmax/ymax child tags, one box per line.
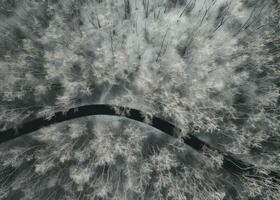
<box><xmin>0</xmin><ymin>0</ymin><xmax>279</xmax><ymax>199</ymax></box>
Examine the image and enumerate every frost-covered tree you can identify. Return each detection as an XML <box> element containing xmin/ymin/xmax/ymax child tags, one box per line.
<box><xmin>0</xmin><ymin>0</ymin><xmax>279</xmax><ymax>199</ymax></box>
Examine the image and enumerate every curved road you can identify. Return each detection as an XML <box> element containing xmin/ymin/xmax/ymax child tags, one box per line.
<box><xmin>0</xmin><ymin>104</ymin><xmax>279</xmax><ymax>184</ymax></box>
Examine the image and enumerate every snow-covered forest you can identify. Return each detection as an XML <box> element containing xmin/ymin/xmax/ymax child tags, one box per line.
<box><xmin>0</xmin><ymin>0</ymin><xmax>279</xmax><ymax>199</ymax></box>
